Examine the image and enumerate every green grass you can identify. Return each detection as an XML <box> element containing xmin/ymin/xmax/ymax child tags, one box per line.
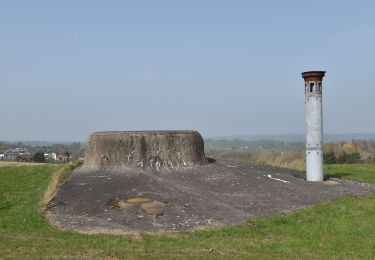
<box><xmin>0</xmin><ymin>163</ymin><xmax>375</xmax><ymax>259</ymax></box>
<box><xmin>325</xmin><ymin>163</ymin><xmax>375</xmax><ymax>183</ymax></box>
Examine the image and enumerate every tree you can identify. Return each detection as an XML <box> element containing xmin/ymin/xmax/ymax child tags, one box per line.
<box><xmin>63</xmin><ymin>151</ymin><xmax>71</xmax><ymax>162</ymax></box>
<box><xmin>0</xmin><ymin>142</ymin><xmax>9</xmax><ymax>152</ymax></box>
<box><xmin>342</xmin><ymin>143</ymin><xmax>358</xmax><ymax>154</ymax></box>
<box><xmin>33</xmin><ymin>152</ymin><xmax>45</xmax><ymax>163</ymax></box>
<box><xmin>351</xmin><ymin>138</ymin><xmax>358</xmax><ymax>150</ymax></box>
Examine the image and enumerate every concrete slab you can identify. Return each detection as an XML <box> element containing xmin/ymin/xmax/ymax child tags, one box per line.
<box><xmin>48</xmin><ymin>162</ymin><xmax>375</xmax><ymax>234</ymax></box>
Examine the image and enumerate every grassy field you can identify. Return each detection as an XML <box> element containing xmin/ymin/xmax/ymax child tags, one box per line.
<box><xmin>0</xmin><ymin>163</ymin><xmax>375</xmax><ymax>259</ymax></box>
<box><xmin>325</xmin><ymin>164</ymin><xmax>375</xmax><ymax>183</ymax></box>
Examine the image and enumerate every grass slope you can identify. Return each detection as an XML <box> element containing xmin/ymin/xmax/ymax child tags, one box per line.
<box><xmin>325</xmin><ymin>164</ymin><xmax>375</xmax><ymax>183</ymax></box>
<box><xmin>0</xmin><ymin>164</ymin><xmax>374</xmax><ymax>259</ymax></box>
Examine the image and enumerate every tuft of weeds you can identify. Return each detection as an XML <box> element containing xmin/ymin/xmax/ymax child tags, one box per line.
<box><xmin>41</xmin><ymin>161</ymin><xmax>83</xmax><ymax>210</ymax></box>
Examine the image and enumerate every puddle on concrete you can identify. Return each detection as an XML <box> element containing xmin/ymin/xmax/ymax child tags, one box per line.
<box><xmin>126</xmin><ymin>198</ymin><xmax>154</xmax><ymax>203</ymax></box>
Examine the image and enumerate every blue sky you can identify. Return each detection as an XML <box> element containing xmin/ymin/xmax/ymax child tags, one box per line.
<box><xmin>1</xmin><ymin>1</ymin><xmax>375</xmax><ymax>141</ymax></box>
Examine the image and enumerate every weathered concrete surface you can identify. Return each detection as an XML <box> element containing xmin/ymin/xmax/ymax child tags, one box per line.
<box><xmin>48</xmin><ymin>130</ymin><xmax>375</xmax><ymax>234</ymax></box>
<box><xmin>48</xmin><ymin>162</ymin><xmax>375</xmax><ymax>234</ymax></box>
<box><xmin>83</xmin><ymin>131</ymin><xmax>207</xmax><ymax>170</ymax></box>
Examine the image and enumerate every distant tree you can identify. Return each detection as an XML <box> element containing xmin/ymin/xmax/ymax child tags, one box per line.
<box><xmin>63</xmin><ymin>151</ymin><xmax>71</xmax><ymax>162</ymax></box>
<box><xmin>342</xmin><ymin>143</ymin><xmax>358</xmax><ymax>154</ymax></box>
<box><xmin>351</xmin><ymin>138</ymin><xmax>358</xmax><ymax>150</ymax></box>
<box><xmin>69</xmin><ymin>142</ymin><xmax>82</xmax><ymax>159</ymax></box>
<box><xmin>361</xmin><ymin>139</ymin><xmax>370</xmax><ymax>152</ymax></box>
<box><xmin>345</xmin><ymin>152</ymin><xmax>361</xmax><ymax>163</ymax></box>
<box><xmin>33</xmin><ymin>152</ymin><xmax>45</xmax><ymax>163</ymax></box>
<box><xmin>0</xmin><ymin>142</ymin><xmax>9</xmax><ymax>151</ymax></box>
<box><xmin>337</xmin><ymin>151</ymin><xmax>361</xmax><ymax>164</ymax></box>
<box><xmin>369</xmin><ymin>140</ymin><xmax>375</xmax><ymax>152</ymax></box>
<box><xmin>324</xmin><ymin>151</ymin><xmax>336</xmax><ymax>164</ymax></box>
<box><xmin>52</xmin><ymin>144</ymin><xmax>65</xmax><ymax>155</ymax></box>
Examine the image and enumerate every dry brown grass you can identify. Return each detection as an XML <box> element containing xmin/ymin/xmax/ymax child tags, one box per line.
<box><xmin>41</xmin><ymin>168</ymin><xmax>64</xmax><ymax>210</ymax></box>
<box><xmin>210</xmin><ymin>150</ymin><xmax>306</xmax><ymax>171</ymax></box>
<box><xmin>0</xmin><ymin>161</ymin><xmax>45</xmax><ymax>167</ymax></box>
<box><xmin>253</xmin><ymin>151</ymin><xmax>305</xmax><ymax>171</ymax></box>
<box><xmin>40</xmin><ymin>161</ymin><xmax>82</xmax><ymax>211</ymax></box>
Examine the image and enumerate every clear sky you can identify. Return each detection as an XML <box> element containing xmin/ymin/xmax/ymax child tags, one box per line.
<box><xmin>1</xmin><ymin>1</ymin><xmax>375</xmax><ymax>141</ymax></box>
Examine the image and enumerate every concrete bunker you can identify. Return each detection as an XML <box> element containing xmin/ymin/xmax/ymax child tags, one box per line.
<box><xmin>50</xmin><ymin>129</ymin><xmax>375</xmax><ymax>233</ymax></box>
<box><xmin>82</xmin><ymin>130</ymin><xmax>207</xmax><ymax>171</ymax></box>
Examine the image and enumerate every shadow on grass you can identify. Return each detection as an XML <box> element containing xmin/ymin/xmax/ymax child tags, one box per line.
<box><xmin>288</xmin><ymin>171</ymin><xmax>355</xmax><ymax>181</ymax></box>
<box><xmin>326</xmin><ymin>172</ymin><xmax>354</xmax><ymax>179</ymax></box>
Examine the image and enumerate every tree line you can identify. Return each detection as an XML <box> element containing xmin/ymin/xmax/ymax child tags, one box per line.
<box><xmin>324</xmin><ymin>139</ymin><xmax>375</xmax><ymax>164</ymax></box>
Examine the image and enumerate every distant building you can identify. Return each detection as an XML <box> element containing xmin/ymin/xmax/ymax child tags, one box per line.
<box><xmin>2</xmin><ymin>147</ymin><xmax>29</xmax><ymax>161</ymax></box>
<box><xmin>56</xmin><ymin>153</ymin><xmax>69</xmax><ymax>162</ymax></box>
<box><xmin>16</xmin><ymin>153</ymin><xmax>33</xmax><ymax>162</ymax></box>
<box><xmin>10</xmin><ymin>148</ymin><xmax>27</xmax><ymax>153</ymax></box>
<box><xmin>6</xmin><ymin>155</ymin><xmax>16</xmax><ymax>160</ymax></box>
<box><xmin>44</xmin><ymin>152</ymin><xmax>57</xmax><ymax>162</ymax></box>
<box><xmin>50</xmin><ymin>152</ymin><xmax>57</xmax><ymax>161</ymax></box>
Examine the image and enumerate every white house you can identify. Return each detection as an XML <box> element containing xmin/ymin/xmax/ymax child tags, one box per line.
<box><xmin>44</xmin><ymin>152</ymin><xmax>57</xmax><ymax>161</ymax></box>
<box><xmin>50</xmin><ymin>153</ymin><xmax>57</xmax><ymax>161</ymax></box>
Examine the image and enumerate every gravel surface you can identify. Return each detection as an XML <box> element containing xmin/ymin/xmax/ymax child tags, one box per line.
<box><xmin>48</xmin><ymin>162</ymin><xmax>375</xmax><ymax>234</ymax></box>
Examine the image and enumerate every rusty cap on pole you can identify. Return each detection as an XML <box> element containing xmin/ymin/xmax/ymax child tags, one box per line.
<box><xmin>301</xmin><ymin>71</ymin><xmax>326</xmax><ymax>82</ymax></box>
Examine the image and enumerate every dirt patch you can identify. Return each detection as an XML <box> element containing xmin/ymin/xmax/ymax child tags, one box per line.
<box><xmin>108</xmin><ymin>197</ymin><xmax>167</xmax><ymax>217</ymax></box>
<box><xmin>141</xmin><ymin>201</ymin><xmax>167</xmax><ymax>217</ymax></box>
<box><xmin>321</xmin><ymin>180</ymin><xmax>340</xmax><ymax>185</ymax></box>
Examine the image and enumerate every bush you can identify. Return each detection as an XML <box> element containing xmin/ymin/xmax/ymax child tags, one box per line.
<box><xmin>324</xmin><ymin>151</ymin><xmax>336</xmax><ymax>164</ymax></box>
<box><xmin>336</xmin><ymin>152</ymin><xmax>361</xmax><ymax>164</ymax></box>
<box><xmin>324</xmin><ymin>151</ymin><xmax>361</xmax><ymax>164</ymax></box>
